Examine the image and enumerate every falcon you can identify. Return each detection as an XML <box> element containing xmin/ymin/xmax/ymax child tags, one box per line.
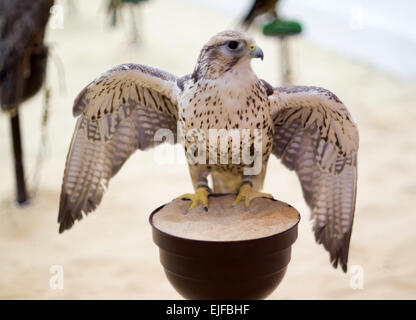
<box><xmin>58</xmin><ymin>30</ymin><xmax>358</xmax><ymax>272</ymax></box>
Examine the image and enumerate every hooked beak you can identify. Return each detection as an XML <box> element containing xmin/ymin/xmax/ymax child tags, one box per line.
<box><xmin>249</xmin><ymin>44</ymin><xmax>264</xmax><ymax>61</ymax></box>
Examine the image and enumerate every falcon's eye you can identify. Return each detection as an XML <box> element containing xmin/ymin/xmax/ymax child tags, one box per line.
<box><xmin>227</xmin><ymin>41</ymin><xmax>239</xmax><ymax>50</ymax></box>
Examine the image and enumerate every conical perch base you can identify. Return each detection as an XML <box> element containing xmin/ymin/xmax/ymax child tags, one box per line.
<box><xmin>149</xmin><ymin>194</ymin><xmax>300</xmax><ymax>300</ymax></box>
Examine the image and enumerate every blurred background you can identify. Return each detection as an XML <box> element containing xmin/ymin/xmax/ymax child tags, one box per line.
<box><xmin>0</xmin><ymin>0</ymin><xmax>415</xmax><ymax>299</ymax></box>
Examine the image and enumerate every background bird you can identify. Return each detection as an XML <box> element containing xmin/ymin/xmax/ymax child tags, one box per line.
<box><xmin>0</xmin><ymin>0</ymin><xmax>54</xmax><ymax>203</ymax></box>
<box><xmin>0</xmin><ymin>0</ymin><xmax>53</xmax><ymax>110</ymax></box>
<box><xmin>241</xmin><ymin>0</ymin><xmax>279</xmax><ymax>29</ymax></box>
<box><xmin>58</xmin><ymin>30</ymin><xmax>358</xmax><ymax>272</ymax></box>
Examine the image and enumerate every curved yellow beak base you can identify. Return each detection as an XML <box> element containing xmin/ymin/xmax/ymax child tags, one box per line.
<box><xmin>249</xmin><ymin>44</ymin><xmax>264</xmax><ymax>60</ymax></box>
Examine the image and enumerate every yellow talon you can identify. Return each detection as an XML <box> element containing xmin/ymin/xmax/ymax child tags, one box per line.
<box><xmin>232</xmin><ymin>184</ymin><xmax>273</xmax><ymax>208</ymax></box>
<box><xmin>176</xmin><ymin>187</ymin><xmax>209</xmax><ymax>211</ymax></box>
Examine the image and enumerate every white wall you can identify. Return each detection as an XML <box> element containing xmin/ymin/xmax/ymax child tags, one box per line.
<box><xmin>192</xmin><ymin>0</ymin><xmax>416</xmax><ymax>82</ymax></box>
<box><xmin>281</xmin><ymin>0</ymin><xmax>416</xmax><ymax>82</ymax></box>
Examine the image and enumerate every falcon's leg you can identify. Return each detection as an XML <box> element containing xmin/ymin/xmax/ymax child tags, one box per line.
<box><xmin>232</xmin><ymin>175</ymin><xmax>273</xmax><ymax>208</ymax></box>
<box><xmin>177</xmin><ymin>165</ymin><xmax>211</xmax><ymax>211</ymax></box>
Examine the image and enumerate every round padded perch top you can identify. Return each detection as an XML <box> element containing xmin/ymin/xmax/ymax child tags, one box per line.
<box><xmin>150</xmin><ymin>194</ymin><xmax>300</xmax><ymax>300</ymax></box>
<box><xmin>153</xmin><ymin>194</ymin><xmax>299</xmax><ymax>241</ymax></box>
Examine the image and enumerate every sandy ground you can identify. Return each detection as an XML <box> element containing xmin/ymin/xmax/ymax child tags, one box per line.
<box><xmin>0</xmin><ymin>0</ymin><xmax>415</xmax><ymax>299</ymax></box>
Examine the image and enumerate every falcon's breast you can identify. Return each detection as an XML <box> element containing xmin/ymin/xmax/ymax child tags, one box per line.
<box><xmin>178</xmin><ymin>69</ymin><xmax>274</xmax><ymax>169</ymax></box>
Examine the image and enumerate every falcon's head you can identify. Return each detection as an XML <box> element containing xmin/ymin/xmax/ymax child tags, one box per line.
<box><xmin>192</xmin><ymin>30</ymin><xmax>264</xmax><ymax>81</ymax></box>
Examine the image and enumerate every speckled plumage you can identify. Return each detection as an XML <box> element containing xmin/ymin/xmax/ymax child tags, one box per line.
<box><xmin>58</xmin><ymin>31</ymin><xmax>359</xmax><ymax>273</ymax></box>
<box><xmin>180</xmin><ymin>57</ymin><xmax>274</xmax><ymax>180</ymax></box>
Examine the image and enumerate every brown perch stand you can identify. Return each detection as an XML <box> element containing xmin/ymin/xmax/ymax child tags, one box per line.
<box><xmin>10</xmin><ymin>110</ymin><xmax>28</xmax><ymax>204</ymax></box>
<box><xmin>149</xmin><ymin>194</ymin><xmax>300</xmax><ymax>300</ymax></box>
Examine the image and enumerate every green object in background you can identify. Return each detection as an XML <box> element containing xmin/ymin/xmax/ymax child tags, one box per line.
<box><xmin>262</xmin><ymin>19</ymin><xmax>302</xmax><ymax>36</ymax></box>
<box><xmin>262</xmin><ymin>18</ymin><xmax>303</xmax><ymax>85</ymax></box>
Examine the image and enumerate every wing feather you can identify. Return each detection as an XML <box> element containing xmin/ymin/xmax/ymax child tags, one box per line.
<box><xmin>270</xmin><ymin>85</ymin><xmax>358</xmax><ymax>271</ymax></box>
<box><xmin>58</xmin><ymin>64</ymin><xmax>179</xmax><ymax>232</ymax></box>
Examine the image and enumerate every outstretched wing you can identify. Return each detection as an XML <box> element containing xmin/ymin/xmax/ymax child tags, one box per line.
<box><xmin>58</xmin><ymin>64</ymin><xmax>179</xmax><ymax>233</ymax></box>
<box><xmin>270</xmin><ymin>86</ymin><xmax>359</xmax><ymax>272</ymax></box>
